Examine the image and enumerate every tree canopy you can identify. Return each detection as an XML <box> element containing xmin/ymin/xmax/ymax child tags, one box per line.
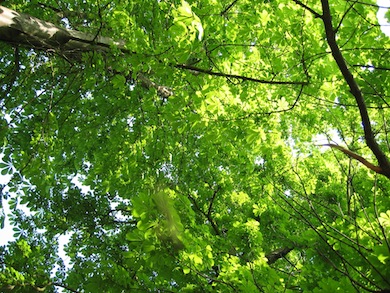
<box><xmin>0</xmin><ymin>0</ymin><xmax>390</xmax><ymax>292</ymax></box>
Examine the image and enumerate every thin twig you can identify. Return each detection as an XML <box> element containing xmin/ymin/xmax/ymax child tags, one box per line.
<box><xmin>335</xmin><ymin>1</ymin><xmax>356</xmax><ymax>33</ymax></box>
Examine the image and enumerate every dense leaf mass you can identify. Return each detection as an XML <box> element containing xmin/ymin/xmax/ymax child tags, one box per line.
<box><xmin>0</xmin><ymin>0</ymin><xmax>390</xmax><ymax>292</ymax></box>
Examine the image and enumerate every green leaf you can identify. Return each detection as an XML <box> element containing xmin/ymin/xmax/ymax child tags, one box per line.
<box><xmin>112</xmin><ymin>74</ymin><xmax>126</xmax><ymax>89</ymax></box>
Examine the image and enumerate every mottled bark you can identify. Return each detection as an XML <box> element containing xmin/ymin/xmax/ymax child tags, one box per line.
<box><xmin>0</xmin><ymin>5</ymin><xmax>123</xmax><ymax>58</ymax></box>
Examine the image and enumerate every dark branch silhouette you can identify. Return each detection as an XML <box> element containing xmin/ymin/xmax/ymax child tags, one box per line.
<box><xmin>319</xmin><ymin>0</ymin><xmax>390</xmax><ymax>179</ymax></box>
<box><xmin>292</xmin><ymin>0</ymin><xmax>322</xmax><ymax>18</ymax></box>
<box><xmin>266</xmin><ymin>247</ymin><xmax>294</xmax><ymax>265</ymax></box>
<box><xmin>175</xmin><ymin>64</ymin><xmax>308</xmax><ymax>86</ymax></box>
<box><xmin>220</xmin><ymin>0</ymin><xmax>239</xmax><ymax>16</ymax></box>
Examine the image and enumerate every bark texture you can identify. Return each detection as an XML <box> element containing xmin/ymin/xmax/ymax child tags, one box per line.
<box><xmin>0</xmin><ymin>5</ymin><xmax>123</xmax><ymax>58</ymax></box>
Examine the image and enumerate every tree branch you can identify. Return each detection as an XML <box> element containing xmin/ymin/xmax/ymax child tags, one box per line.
<box><xmin>187</xmin><ymin>193</ymin><xmax>221</xmax><ymax>235</ymax></box>
<box><xmin>175</xmin><ymin>64</ymin><xmax>308</xmax><ymax>85</ymax></box>
<box><xmin>335</xmin><ymin>1</ymin><xmax>355</xmax><ymax>33</ymax></box>
<box><xmin>52</xmin><ymin>282</ymin><xmax>81</xmax><ymax>293</ymax></box>
<box><xmin>0</xmin><ymin>5</ymin><xmax>126</xmax><ymax>57</ymax></box>
<box><xmin>0</xmin><ymin>5</ymin><xmax>174</xmax><ymax>98</ymax></box>
<box><xmin>322</xmin><ymin>144</ymin><xmax>383</xmax><ymax>174</ymax></box>
<box><xmin>137</xmin><ymin>73</ymin><xmax>173</xmax><ymax>98</ymax></box>
<box><xmin>320</xmin><ymin>0</ymin><xmax>390</xmax><ymax>179</ymax></box>
<box><xmin>292</xmin><ymin>0</ymin><xmax>322</xmax><ymax>18</ymax></box>
<box><xmin>207</xmin><ymin>186</ymin><xmax>220</xmax><ymax>219</ymax></box>
<box><xmin>265</xmin><ymin>247</ymin><xmax>294</xmax><ymax>265</ymax></box>
<box><xmin>220</xmin><ymin>0</ymin><xmax>239</xmax><ymax>16</ymax></box>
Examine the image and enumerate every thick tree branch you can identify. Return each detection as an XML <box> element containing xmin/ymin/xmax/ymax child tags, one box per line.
<box><xmin>0</xmin><ymin>5</ymin><xmax>172</xmax><ymax>98</ymax></box>
<box><xmin>0</xmin><ymin>5</ymin><xmax>125</xmax><ymax>56</ymax></box>
<box><xmin>320</xmin><ymin>0</ymin><xmax>390</xmax><ymax>179</ymax></box>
